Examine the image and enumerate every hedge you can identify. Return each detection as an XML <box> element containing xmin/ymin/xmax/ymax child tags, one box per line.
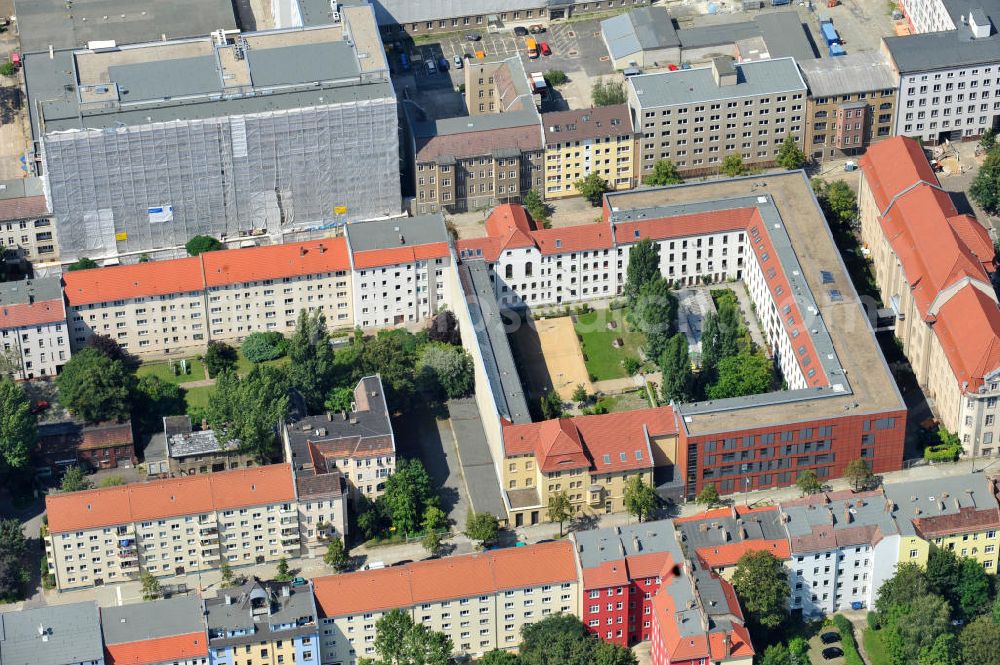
<box><xmin>832</xmin><ymin>615</ymin><xmax>865</xmax><ymax>665</ymax></box>
<box><xmin>924</xmin><ymin>443</ymin><xmax>961</xmax><ymax>462</ymax></box>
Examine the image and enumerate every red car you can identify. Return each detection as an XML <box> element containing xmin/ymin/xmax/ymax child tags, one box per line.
<box><xmin>540</xmin><ymin>42</ymin><xmax>552</xmax><ymax>56</ymax></box>
<box><xmin>668</xmin><ymin>64</ymin><xmax>679</xmax><ymax>71</ymax></box>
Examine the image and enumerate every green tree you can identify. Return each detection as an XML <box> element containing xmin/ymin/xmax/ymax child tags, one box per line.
<box><xmin>818</xmin><ymin>180</ymin><xmax>859</xmax><ymax>226</ymax></box>
<box><xmin>478</xmin><ymin>650</ymin><xmax>521</xmax><ymax>665</ymax></box>
<box><xmin>519</xmin><ymin>614</ymin><xmax>589</xmax><ymax>665</ymax></box>
<box><xmin>288</xmin><ymin>309</ymin><xmax>337</xmax><ymax>412</ymax></box>
<box><xmin>591</xmin><ymin>78</ymin><xmax>626</xmax><ymax>106</ymax></box>
<box><xmin>981</xmin><ymin>128</ymin><xmax>997</xmax><ymax>152</ymax></box>
<box><xmin>133</xmin><ymin>374</ymin><xmax>185</xmax><ymax>434</ymax></box>
<box><xmin>632</xmin><ymin>277</ymin><xmax>677</xmax><ymax>361</ymax></box>
<box><xmin>788</xmin><ymin>637</ymin><xmax>809</xmax><ymax>663</ymax></box>
<box><xmin>522</xmin><ymin>189</ymin><xmax>550</xmax><ymax>225</ymax></box>
<box><xmin>86</xmin><ymin>334</ymin><xmax>141</xmax><ymax>372</ymax></box>
<box><xmin>624</xmin><ymin>238</ymin><xmax>661</xmax><ymax>303</ymax></box>
<box><xmin>547</xmin><ymin>491</ymin><xmax>574</xmax><ymax>537</ymax></box>
<box><xmin>220</xmin><ymin>560</ymin><xmax>236</xmax><ymax>587</ymax></box>
<box><xmin>0</xmin><ymin>520</ymin><xmax>25</xmax><ymax>559</ymax></box>
<box><xmin>574</xmin><ymin>173</ymin><xmax>610</xmax><ymax>207</ymax></box>
<box><xmin>544</xmin><ymin>69</ymin><xmax>568</xmax><ymax>86</ymax></box>
<box><xmin>465</xmin><ymin>510</ymin><xmax>499</xmax><ymax>548</ymax></box>
<box><xmin>695</xmin><ymin>484</ymin><xmax>719</xmax><ymax>507</ymax></box>
<box><xmin>721</xmin><ymin>154</ymin><xmax>746</xmax><ymax>177</ymax></box>
<box><xmin>204</xmin><ymin>341</ymin><xmax>238</xmax><ymax>378</ymax></box>
<box><xmin>970</xmin><ymin>147</ymin><xmax>1000</xmax><ymax>214</ymax></box>
<box><xmin>776</xmin><ymin>134</ymin><xmax>806</xmax><ymax>170</ymax></box>
<box><xmin>0</xmin><ymin>553</ymin><xmax>26</xmax><ymax>603</ymax></box>
<box><xmin>642</xmin><ymin>159</ymin><xmax>683</xmax><ymax>186</ymax></box>
<box><xmin>875</xmin><ymin>562</ymin><xmax>929</xmax><ymax>619</ymax></box>
<box><xmin>590</xmin><ymin>640</ymin><xmax>637</xmax><ymax>665</ymax></box>
<box><xmin>919</xmin><ymin>633</ymin><xmax>962</xmax><ymax>665</ymax></box>
<box><xmin>957</xmin><ymin>556</ymin><xmax>991</xmax><ymax>618</ymax></box>
<box><xmin>427</xmin><ymin>310</ymin><xmax>461</xmax><ymax>346</ymax></box>
<box><xmin>421</xmin><ymin>505</ymin><xmax>449</xmax><ymax>534</ymax></box>
<box><xmin>0</xmin><ymin>377</ymin><xmax>35</xmax><ymax>476</ymax></box>
<box><xmin>731</xmin><ymin>549</ymin><xmax>790</xmax><ymax>629</ymax></box>
<box><xmin>60</xmin><ymin>465</ymin><xmax>92</xmax><ymax>492</ymax></box>
<box><xmin>185</xmin><ymin>235</ymin><xmax>223</xmax><ymax>256</ymax></box>
<box><xmin>324</xmin><ymin>538</ymin><xmax>351</xmax><ymax>572</ymax></box>
<box><xmin>759</xmin><ymin>644</ymin><xmax>792</xmax><ymax>665</ymax></box>
<box><xmin>57</xmin><ymin>347</ymin><xmax>134</xmax><ymax>423</ymax></box>
<box><xmin>925</xmin><ymin>546</ymin><xmax>960</xmax><ymax>606</ymax></box>
<box><xmin>539</xmin><ymin>390</ymin><xmax>563</xmax><ymax>420</ymax></box>
<box><xmin>325</xmin><ymin>386</ymin><xmax>355</xmax><ymax>414</ymax></box>
<box><xmin>421</xmin><ymin>531</ymin><xmax>442</xmax><ymax>557</ymax></box>
<box><xmin>795</xmin><ymin>470</ymin><xmax>822</xmax><ymax>495</ymax></box>
<box><xmin>706</xmin><ymin>352</ymin><xmax>773</xmax><ymax>399</ymax></box>
<box><xmin>416</xmin><ymin>342</ymin><xmax>474</xmax><ymax>399</ymax></box>
<box><xmin>0</xmin><ymin>62</ymin><xmax>15</xmax><ymax>77</ymax></box>
<box><xmin>380</xmin><ymin>458</ymin><xmax>437</xmax><ymax>536</ymax></box>
<box><xmin>140</xmin><ymin>572</ymin><xmax>161</xmax><ymax>600</ymax></box>
<box><xmin>206</xmin><ymin>365</ymin><xmax>290</xmax><ymax>463</ymax></box>
<box><xmin>844</xmin><ymin>457</ymin><xmax>873</xmax><ymax>492</ymax></box>
<box><xmin>623</xmin><ymin>475</ymin><xmax>656</xmax><ymax>522</ymax></box>
<box><xmin>275</xmin><ymin>556</ymin><xmax>291</xmax><ymax>581</ymax></box>
<box><xmin>66</xmin><ymin>257</ymin><xmax>98</xmax><ymax>271</ymax></box>
<box><xmin>660</xmin><ymin>333</ymin><xmax>693</xmax><ymax>403</ymax></box>
<box><xmin>700</xmin><ymin>311</ymin><xmax>721</xmax><ymax>372</ymax></box>
<box><xmin>960</xmin><ymin>614</ymin><xmax>1000</xmax><ymax>665</ymax></box>
<box><xmin>240</xmin><ymin>331</ymin><xmax>288</xmax><ymax>363</ymax></box>
<box><xmin>622</xmin><ymin>356</ymin><xmax>641</xmax><ymax>375</ymax></box>
<box><xmin>571</xmin><ymin>384</ymin><xmax>588</xmax><ymax>404</ymax></box>
<box><xmin>366</xmin><ymin>608</ymin><xmax>453</xmax><ymax>665</ymax></box>
<box><xmin>361</xmin><ymin>330</ymin><xmax>419</xmax><ymax>409</ymax></box>
<box><xmin>885</xmin><ymin>594</ymin><xmax>953</xmax><ymax>665</ymax></box>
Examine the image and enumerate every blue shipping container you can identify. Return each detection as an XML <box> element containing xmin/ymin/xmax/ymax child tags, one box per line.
<box><xmin>771</xmin><ymin>0</ymin><xmax>791</xmax><ymax>4</ymax></box>
<box><xmin>821</xmin><ymin>22</ymin><xmax>839</xmax><ymax>45</ymax></box>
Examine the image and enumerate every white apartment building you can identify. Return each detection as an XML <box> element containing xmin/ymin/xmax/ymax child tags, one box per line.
<box><xmin>0</xmin><ymin>277</ymin><xmax>70</xmax><ymax>380</ymax></box>
<box><xmin>312</xmin><ymin>541</ymin><xmax>579</xmax><ymax>664</ymax></box>
<box><xmin>43</xmin><ymin>465</ymin><xmax>311</xmax><ymax>591</ymax></box>
<box><xmin>346</xmin><ymin>215</ymin><xmax>454</xmax><ymax>329</ymax></box>
<box><xmin>0</xmin><ymin>177</ymin><xmax>59</xmax><ymax>264</ymax></box>
<box><xmin>899</xmin><ymin>0</ymin><xmax>960</xmax><ymax>33</ymax></box>
<box><xmin>883</xmin><ymin>6</ymin><xmax>1000</xmax><ymax>144</ymax></box>
<box><xmin>781</xmin><ymin>491</ymin><xmax>900</xmax><ymax>616</ymax></box>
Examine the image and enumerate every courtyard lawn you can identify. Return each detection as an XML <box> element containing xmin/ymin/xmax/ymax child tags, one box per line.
<box><xmin>137</xmin><ymin>357</ymin><xmax>206</xmax><ymax>385</ymax></box>
<box><xmin>235</xmin><ymin>349</ymin><xmax>291</xmax><ymax>376</ymax></box>
<box><xmin>573</xmin><ymin>308</ymin><xmax>647</xmax><ymax>382</ymax></box>
<box><xmin>183</xmin><ymin>384</ymin><xmax>215</xmax><ymax>414</ymax></box>
<box><xmin>863</xmin><ymin>627</ymin><xmax>890</xmax><ymax>665</ymax></box>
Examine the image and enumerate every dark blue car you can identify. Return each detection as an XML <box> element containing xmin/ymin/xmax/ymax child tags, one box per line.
<box><xmin>438</xmin><ymin>57</ymin><xmax>449</xmax><ymax>72</ymax></box>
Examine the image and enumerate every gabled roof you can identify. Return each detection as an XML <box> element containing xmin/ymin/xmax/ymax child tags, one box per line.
<box><xmin>0</xmin><ymin>195</ymin><xmax>48</xmax><ymax>222</ymax></box>
<box><xmin>0</xmin><ymin>278</ymin><xmax>65</xmax><ymax>329</ymax></box>
<box><xmin>201</xmin><ymin>238</ymin><xmax>349</xmax><ymax>286</ymax></box>
<box><xmin>63</xmin><ymin>257</ymin><xmax>206</xmax><ymax>307</ymax></box>
<box><xmin>104</xmin><ymin>633</ymin><xmax>208</xmax><ymax>665</ymax></box>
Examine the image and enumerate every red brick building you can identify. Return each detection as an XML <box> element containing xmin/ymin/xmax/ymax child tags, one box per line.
<box><xmin>37</xmin><ymin>419</ymin><xmax>135</xmax><ymax>471</ymax></box>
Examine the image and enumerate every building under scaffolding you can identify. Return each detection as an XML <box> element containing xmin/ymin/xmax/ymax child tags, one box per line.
<box><xmin>23</xmin><ymin>2</ymin><xmax>401</xmax><ymax>262</ymax></box>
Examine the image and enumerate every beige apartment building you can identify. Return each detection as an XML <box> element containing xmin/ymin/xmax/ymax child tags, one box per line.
<box><xmin>63</xmin><ymin>239</ymin><xmax>354</xmax><ymax>359</ymax></box>
<box><xmin>0</xmin><ymin>277</ymin><xmax>69</xmax><ymax>380</ymax></box>
<box><xmin>44</xmin><ymin>465</ymin><xmax>314</xmax><ymax>591</ymax></box>
<box><xmin>464</xmin><ymin>56</ymin><xmax>537</xmax><ymax>117</ymax></box>
<box><xmin>542</xmin><ymin>105</ymin><xmax>638</xmax><ymax>199</ymax></box>
<box><xmin>798</xmin><ymin>52</ymin><xmax>898</xmax><ymax>161</ymax></box>
<box><xmin>628</xmin><ymin>57</ymin><xmax>807</xmax><ymax>177</ymax></box>
<box><xmin>500</xmin><ymin>408</ymin><xmax>671</xmax><ymax>526</ymax></box>
<box><xmin>312</xmin><ymin>541</ymin><xmax>579</xmax><ymax>663</ymax></box>
<box><xmin>859</xmin><ymin>137</ymin><xmax>1000</xmax><ymax>455</ymax></box>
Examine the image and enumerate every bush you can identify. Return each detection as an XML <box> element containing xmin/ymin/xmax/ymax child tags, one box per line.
<box><xmin>832</xmin><ymin>615</ymin><xmax>865</xmax><ymax>665</ymax></box>
<box><xmin>185</xmin><ymin>235</ymin><xmax>223</xmax><ymax>256</ymax></box>
<box><xmin>241</xmin><ymin>331</ymin><xmax>288</xmax><ymax>363</ymax></box>
<box><xmin>925</xmin><ymin>443</ymin><xmax>961</xmax><ymax>462</ymax></box>
<box><xmin>0</xmin><ymin>62</ymin><xmax>15</xmax><ymax>77</ymax></box>
<box><xmin>544</xmin><ymin>69</ymin><xmax>568</xmax><ymax>86</ymax></box>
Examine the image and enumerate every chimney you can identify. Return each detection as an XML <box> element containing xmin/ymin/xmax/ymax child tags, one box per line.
<box><xmin>843</xmin><ymin>506</ymin><xmax>853</xmax><ymax>523</ymax></box>
<box><xmin>299</xmin><ymin>247</ymin><xmax>306</xmax><ymax>256</ymax></box>
<box><xmin>225</xmin><ymin>594</ymin><xmax>233</xmax><ymax>605</ymax></box>
<box><xmin>326</xmin><ymin>412</ymin><xmax>333</xmax><ymax>421</ymax></box>
<box><xmin>884</xmin><ymin>499</ymin><xmax>894</xmax><ymax>512</ymax></box>
<box><xmin>342</xmin><ymin>411</ymin><xmax>348</xmax><ymax>420</ymax></box>
<box><xmin>319</xmin><ymin>243</ymin><xmax>326</xmax><ymax>254</ymax></box>
<box><xmin>282</xmin><ymin>586</ymin><xmax>290</xmax><ymax>598</ymax></box>
<box><xmin>710</xmin><ymin>56</ymin><xmax>737</xmax><ymax>86</ymax></box>
<box><xmin>633</xmin><ymin>535</ymin><xmax>641</xmax><ymax>552</ymax></box>
<box><xmin>399</xmin><ymin>234</ymin><xmax>406</xmax><ymax>245</ymax></box>
<box><xmin>724</xmin><ymin>633</ymin><xmax>732</xmax><ymax>658</ymax></box>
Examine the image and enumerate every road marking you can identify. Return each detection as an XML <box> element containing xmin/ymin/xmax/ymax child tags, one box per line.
<box><xmin>115</xmin><ymin>584</ymin><xmax>122</xmax><ymax>606</ymax></box>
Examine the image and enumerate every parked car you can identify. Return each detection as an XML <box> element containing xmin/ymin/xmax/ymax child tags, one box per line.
<box><xmin>438</xmin><ymin>56</ymin><xmax>449</xmax><ymax>72</ymax></box>
<box><xmin>363</xmin><ymin>560</ymin><xmax>386</xmax><ymax>570</ymax></box>
<box><xmin>822</xmin><ymin>647</ymin><xmax>844</xmax><ymax>660</ymax></box>
<box><xmin>290</xmin><ymin>577</ymin><xmax>308</xmax><ymax>587</ymax></box>
<box><xmin>392</xmin><ymin>559</ymin><xmax>414</xmax><ymax>567</ymax></box>
<box><xmin>466</xmin><ymin>32</ymin><xmax>482</xmax><ymax>41</ymax></box>
<box><xmin>529</xmin><ymin>24</ymin><xmax>546</xmax><ymax>33</ymax></box>
<box><xmin>425</xmin><ymin>59</ymin><xmax>436</xmax><ymax>74</ymax></box>
<box><xmin>399</xmin><ymin>52</ymin><xmax>410</xmax><ymax>71</ymax></box>
<box><xmin>540</xmin><ymin>41</ymin><xmax>551</xmax><ymax>56</ymax></box>
<box><xmin>514</xmin><ymin>26</ymin><xmax>529</xmax><ymax>36</ymax></box>
<box><xmin>820</xmin><ymin>632</ymin><xmax>840</xmax><ymax>645</ymax></box>
<box><xmin>668</xmin><ymin>64</ymin><xmax>679</xmax><ymax>71</ymax></box>
<box><xmin>454</xmin><ymin>55</ymin><xmax>463</xmax><ymax>69</ymax></box>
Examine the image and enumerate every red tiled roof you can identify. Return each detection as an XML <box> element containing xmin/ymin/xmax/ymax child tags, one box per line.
<box><xmin>104</xmin><ymin>633</ymin><xmax>208</xmax><ymax>665</ymax></box>
<box><xmin>614</xmin><ymin>208</ymin><xmax>756</xmax><ymax>244</ymax></box>
<box><xmin>352</xmin><ymin>242</ymin><xmax>451</xmax><ymax>269</ymax></box>
<box><xmin>45</xmin><ymin>465</ymin><xmax>296</xmax><ymax>533</ymax></box>
<box><xmin>858</xmin><ymin>136</ymin><xmax>939</xmax><ymax>208</ymax></box>
<box><xmin>63</xmin><ymin>257</ymin><xmax>206</xmax><ymax>307</ymax></box>
<box><xmin>314</xmin><ymin>541</ymin><xmax>576</xmax><ymax>617</ymax></box>
<box><xmin>582</xmin><ymin>560</ymin><xmax>631</xmax><ymax>589</ymax></box>
<box><xmin>695</xmin><ymin>540</ymin><xmax>791</xmax><ymax>569</ymax></box>
<box><xmin>913</xmin><ymin>506</ymin><xmax>1000</xmax><ymax>538</ymax></box>
<box><xmin>934</xmin><ymin>286</ymin><xmax>1000</xmax><ymax>393</ymax></box>
<box><xmin>0</xmin><ymin>298</ymin><xmax>65</xmax><ymax>328</ymax></box>
<box><xmin>502</xmin><ymin>406</ymin><xmax>673</xmax><ymax>473</ymax></box>
<box><xmin>0</xmin><ymin>195</ymin><xmax>48</xmax><ymax>222</ymax></box>
<box><xmin>78</xmin><ymin>422</ymin><xmax>134</xmax><ymax>451</ymax></box>
<box><xmin>202</xmin><ymin>238</ymin><xmax>349</xmax><ymax>286</ymax></box>
<box><xmin>415</xmin><ymin>124</ymin><xmax>543</xmax><ymax>163</ymax></box>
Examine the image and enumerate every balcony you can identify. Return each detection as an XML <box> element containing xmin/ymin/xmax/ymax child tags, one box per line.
<box><xmin>199</xmin><ymin>524</ymin><xmax>219</xmax><ymax>535</ymax></box>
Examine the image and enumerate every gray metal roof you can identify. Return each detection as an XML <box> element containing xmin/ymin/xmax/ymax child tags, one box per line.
<box><xmin>168</xmin><ymin>429</ymin><xmax>240</xmax><ymax>459</ymax></box>
<box><xmin>424</xmin><ymin>108</ymin><xmax>543</xmax><ymax>138</ymax></box>
<box><xmin>205</xmin><ymin>579</ymin><xmax>317</xmax><ymax>648</ymax></box>
<box><xmin>0</xmin><ymin>602</ymin><xmax>103</xmax><ymax>665</ymax></box>
<box><xmin>752</xmin><ymin>12</ymin><xmax>817</xmax><ymax>61</ymax></box>
<box><xmin>601</xmin><ymin>7</ymin><xmax>680</xmax><ymax>61</ymax></box>
<box><xmin>14</xmin><ymin>0</ymin><xmax>237</xmax><ymax>52</ymax></box>
<box><xmin>109</xmin><ymin>56</ymin><xmax>222</xmax><ymax>102</ymax></box>
<box><xmin>0</xmin><ymin>178</ymin><xmax>45</xmax><ymax>200</ymax></box>
<box><xmin>573</xmin><ymin>519</ymin><xmax>683</xmax><ymax>570</ymax></box>
<box><xmin>885</xmin><ymin>7</ymin><xmax>1000</xmax><ymax>73</ymax></box>
<box><xmin>246</xmin><ymin>42</ymin><xmax>360</xmax><ymax>87</ymax></box>
<box><xmin>345</xmin><ymin>213</ymin><xmax>449</xmax><ymax>253</ymax></box>
<box><xmin>675</xmin><ymin>507</ymin><xmax>787</xmax><ymax>551</ymax></box>
<box><xmin>677</xmin><ymin>20</ymin><xmax>761</xmax><ymax>49</ymax></box>
<box><xmin>798</xmin><ymin>51</ymin><xmax>898</xmax><ymax>97</ymax></box>
<box><xmin>370</xmin><ymin>0</ymin><xmax>542</xmax><ymax>26</ymax></box>
<box><xmin>884</xmin><ymin>474</ymin><xmax>998</xmax><ymax>537</ymax></box>
<box><xmin>101</xmin><ymin>596</ymin><xmax>206</xmax><ymax>645</ymax></box>
<box><xmin>0</xmin><ymin>277</ymin><xmax>63</xmax><ymax>306</ymax></box>
<box><xmin>629</xmin><ymin>57</ymin><xmax>806</xmax><ymax>108</ymax></box>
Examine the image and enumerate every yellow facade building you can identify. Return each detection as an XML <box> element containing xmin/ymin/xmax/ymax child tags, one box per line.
<box><xmin>542</xmin><ymin>105</ymin><xmax>638</xmax><ymax>200</ymax></box>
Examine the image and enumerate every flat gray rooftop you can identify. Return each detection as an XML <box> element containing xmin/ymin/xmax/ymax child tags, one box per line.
<box><xmin>0</xmin><ymin>602</ymin><xmax>103</xmax><ymax>665</ymax></box>
<box><xmin>14</xmin><ymin>0</ymin><xmax>237</xmax><ymax>52</ymax></box>
<box><xmin>448</xmin><ymin>398</ymin><xmax>508</xmax><ymax>519</ymax></box>
<box><xmin>884</xmin><ymin>474</ymin><xmax>998</xmax><ymax>536</ymax></box>
<box><xmin>101</xmin><ymin>596</ymin><xmax>205</xmax><ymax>645</ymax></box>
<box><xmin>629</xmin><ymin>57</ymin><xmax>806</xmax><ymax>108</ymax></box>
<box><xmin>885</xmin><ymin>3</ymin><xmax>1000</xmax><ymax>73</ymax></box>
<box><xmin>573</xmin><ymin>519</ymin><xmax>682</xmax><ymax>570</ymax></box>
<box><xmin>601</xmin><ymin>7</ymin><xmax>680</xmax><ymax>60</ymax></box>
<box><xmin>605</xmin><ymin>172</ymin><xmax>904</xmax><ymax>436</ymax></box>
<box><xmin>346</xmin><ymin>213</ymin><xmax>449</xmax><ymax>253</ymax></box>
<box><xmin>0</xmin><ymin>277</ymin><xmax>64</xmax><ymax>306</ymax></box>
<box><xmin>798</xmin><ymin>51</ymin><xmax>898</xmax><ymax>98</ymax></box>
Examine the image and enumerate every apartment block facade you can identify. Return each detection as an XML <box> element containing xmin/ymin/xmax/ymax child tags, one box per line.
<box><xmin>43</xmin><ymin>465</ymin><xmax>314</xmax><ymax>591</ymax></box>
<box><xmin>0</xmin><ymin>277</ymin><xmax>69</xmax><ymax>379</ymax></box>
<box><xmin>542</xmin><ymin>105</ymin><xmax>638</xmax><ymax>199</ymax></box>
<box><xmin>859</xmin><ymin>137</ymin><xmax>1000</xmax><ymax>455</ymax></box>
<box><xmin>101</xmin><ymin>597</ymin><xmax>210</xmax><ymax>665</ymax></box>
<box><xmin>312</xmin><ymin>541</ymin><xmax>579</xmax><ymax>664</ymax></box>
<box><xmin>0</xmin><ymin>178</ymin><xmax>58</xmax><ymax>264</ymax></box>
<box><xmin>628</xmin><ymin>57</ymin><xmax>807</xmax><ymax>177</ymax></box>
<box><xmin>798</xmin><ymin>52</ymin><xmax>899</xmax><ymax>161</ymax></box>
